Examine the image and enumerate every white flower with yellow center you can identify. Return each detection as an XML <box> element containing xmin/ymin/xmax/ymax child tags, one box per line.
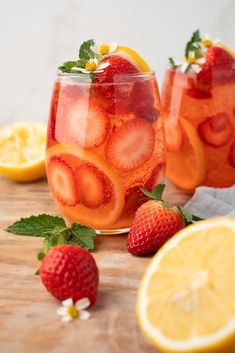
<box><xmin>72</xmin><ymin>58</ymin><xmax>110</xmax><ymax>74</ymax></box>
<box><xmin>201</xmin><ymin>34</ymin><xmax>220</xmax><ymax>49</ymax></box>
<box><xmin>57</xmin><ymin>298</ymin><xmax>90</xmax><ymax>322</ymax></box>
<box><xmin>180</xmin><ymin>51</ymin><xmax>206</xmax><ymax>74</ymax></box>
<box><xmin>94</xmin><ymin>42</ymin><xmax>118</xmax><ymax>56</ymax></box>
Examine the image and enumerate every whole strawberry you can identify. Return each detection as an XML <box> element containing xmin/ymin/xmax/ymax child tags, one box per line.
<box><xmin>40</xmin><ymin>245</ymin><xmax>99</xmax><ymax>305</ymax></box>
<box><xmin>127</xmin><ymin>184</ymin><xmax>201</xmax><ymax>256</ymax></box>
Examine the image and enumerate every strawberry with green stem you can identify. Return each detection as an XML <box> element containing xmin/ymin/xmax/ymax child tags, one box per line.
<box><xmin>127</xmin><ymin>184</ymin><xmax>202</xmax><ymax>256</ymax></box>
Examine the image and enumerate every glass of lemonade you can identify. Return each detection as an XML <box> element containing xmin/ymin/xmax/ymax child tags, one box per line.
<box><xmin>46</xmin><ymin>71</ymin><xmax>165</xmax><ymax>233</ymax></box>
<box><xmin>162</xmin><ymin>31</ymin><xmax>235</xmax><ymax>191</ymax></box>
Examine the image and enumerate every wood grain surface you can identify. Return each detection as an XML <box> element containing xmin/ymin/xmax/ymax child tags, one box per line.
<box><xmin>0</xmin><ymin>176</ymin><xmax>190</xmax><ymax>353</ymax></box>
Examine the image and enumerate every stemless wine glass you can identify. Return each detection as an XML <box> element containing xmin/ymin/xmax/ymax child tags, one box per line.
<box><xmin>46</xmin><ymin>71</ymin><xmax>165</xmax><ymax>234</ymax></box>
<box><xmin>162</xmin><ymin>65</ymin><xmax>235</xmax><ymax>191</ymax></box>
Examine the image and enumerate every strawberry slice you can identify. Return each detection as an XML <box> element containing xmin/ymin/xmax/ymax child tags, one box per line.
<box><xmin>48</xmin><ymin>82</ymin><xmax>61</xmax><ymax>142</ymax></box>
<box><xmin>228</xmin><ymin>143</ymin><xmax>235</xmax><ymax>169</ymax></box>
<box><xmin>105</xmin><ymin>119</ymin><xmax>155</xmax><ymax>171</ymax></box>
<box><xmin>75</xmin><ymin>163</ymin><xmax>113</xmax><ymax>209</ymax></box>
<box><xmin>55</xmin><ymin>99</ymin><xmax>110</xmax><ymax>149</ymax></box>
<box><xmin>198</xmin><ymin>112</ymin><xmax>233</xmax><ymax>147</ymax></box>
<box><xmin>144</xmin><ymin>163</ymin><xmax>165</xmax><ymax>191</ymax></box>
<box><xmin>47</xmin><ymin>157</ymin><xmax>79</xmax><ymax>206</ymax></box>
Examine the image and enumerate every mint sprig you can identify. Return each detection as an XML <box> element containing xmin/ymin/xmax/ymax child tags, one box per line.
<box><xmin>185</xmin><ymin>29</ymin><xmax>202</xmax><ymax>59</ymax></box>
<box><xmin>6</xmin><ymin>214</ymin><xmax>97</xmax><ymax>259</ymax></box>
<box><xmin>140</xmin><ymin>184</ymin><xmax>203</xmax><ymax>226</ymax></box>
<box><xmin>58</xmin><ymin>39</ymin><xmax>96</xmax><ymax>74</ymax></box>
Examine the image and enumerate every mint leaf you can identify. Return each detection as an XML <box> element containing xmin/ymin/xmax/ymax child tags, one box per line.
<box><xmin>79</xmin><ymin>39</ymin><xmax>95</xmax><ymax>61</ymax></box>
<box><xmin>58</xmin><ymin>59</ymin><xmax>87</xmax><ymax>73</ymax></box>
<box><xmin>70</xmin><ymin>224</ymin><xmax>96</xmax><ymax>250</ymax></box>
<box><xmin>185</xmin><ymin>29</ymin><xmax>202</xmax><ymax>59</ymax></box>
<box><xmin>6</xmin><ymin>214</ymin><xmax>66</xmax><ymax>236</ymax></box>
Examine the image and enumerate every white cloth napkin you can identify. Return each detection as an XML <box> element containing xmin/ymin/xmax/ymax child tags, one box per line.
<box><xmin>185</xmin><ymin>185</ymin><xmax>235</xmax><ymax>218</ymax></box>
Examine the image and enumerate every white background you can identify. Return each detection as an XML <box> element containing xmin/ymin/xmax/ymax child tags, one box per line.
<box><xmin>1</xmin><ymin>0</ymin><xmax>235</xmax><ymax>125</ymax></box>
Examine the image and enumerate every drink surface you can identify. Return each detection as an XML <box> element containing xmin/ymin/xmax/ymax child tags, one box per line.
<box><xmin>162</xmin><ymin>68</ymin><xmax>235</xmax><ymax>188</ymax></box>
<box><xmin>46</xmin><ymin>74</ymin><xmax>165</xmax><ymax>230</ymax></box>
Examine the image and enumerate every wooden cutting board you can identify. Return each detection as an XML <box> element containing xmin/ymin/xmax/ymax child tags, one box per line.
<box><xmin>0</xmin><ymin>176</ymin><xmax>190</xmax><ymax>353</ymax></box>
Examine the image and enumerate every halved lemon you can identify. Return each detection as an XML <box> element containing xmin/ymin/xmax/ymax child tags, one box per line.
<box><xmin>138</xmin><ymin>217</ymin><xmax>235</xmax><ymax>353</ymax></box>
<box><xmin>166</xmin><ymin>117</ymin><xmax>206</xmax><ymax>191</ymax></box>
<box><xmin>116</xmin><ymin>45</ymin><xmax>151</xmax><ymax>72</ymax></box>
<box><xmin>0</xmin><ymin>121</ymin><xmax>46</xmax><ymax>182</ymax></box>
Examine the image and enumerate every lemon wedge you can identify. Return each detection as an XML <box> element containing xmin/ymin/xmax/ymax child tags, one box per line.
<box><xmin>116</xmin><ymin>45</ymin><xmax>151</xmax><ymax>72</ymax></box>
<box><xmin>0</xmin><ymin>121</ymin><xmax>47</xmax><ymax>182</ymax></box>
<box><xmin>138</xmin><ymin>217</ymin><xmax>235</xmax><ymax>353</ymax></box>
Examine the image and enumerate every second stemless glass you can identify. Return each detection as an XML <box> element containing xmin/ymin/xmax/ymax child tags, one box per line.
<box><xmin>46</xmin><ymin>72</ymin><xmax>165</xmax><ymax>233</ymax></box>
<box><xmin>162</xmin><ymin>66</ymin><xmax>235</xmax><ymax>190</ymax></box>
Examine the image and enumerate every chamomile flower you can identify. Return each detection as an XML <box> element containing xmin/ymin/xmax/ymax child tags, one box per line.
<box><xmin>201</xmin><ymin>34</ymin><xmax>220</xmax><ymax>49</ymax></box>
<box><xmin>180</xmin><ymin>51</ymin><xmax>206</xmax><ymax>74</ymax></box>
<box><xmin>72</xmin><ymin>58</ymin><xmax>110</xmax><ymax>74</ymax></box>
<box><xmin>94</xmin><ymin>42</ymin><xmax>118</xmax><ymax>56</ymax></box>
<box><xmin>57</xmin><ymin>298</ymin><xmax>90</xmax><ymax>322</ymax></box>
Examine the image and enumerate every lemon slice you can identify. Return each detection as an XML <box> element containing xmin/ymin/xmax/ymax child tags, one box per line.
<box><xmin>116</xmin><ymin>45</ymin><xmax>151</xmax><ymax>72</ymax></box>
<box><xmin>0</xmin><ymin>121</ymin><xmax>47</xmax><ymax>182</ymax></box>
<box><xmin>137</xmin><ymin>217</ymin><xmax>235</xmax><ymax>353</ymax></box>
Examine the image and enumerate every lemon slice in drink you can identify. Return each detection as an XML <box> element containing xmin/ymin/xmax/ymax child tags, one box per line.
<box><xmin>0</xmin><ymin>121</ymin><xmax>46</xmax><ymax>182</ymax></box>
<box><xmin>137</xmin><ymin>217</ymin><xmax>235</xmax><ymax>353</ymax></box>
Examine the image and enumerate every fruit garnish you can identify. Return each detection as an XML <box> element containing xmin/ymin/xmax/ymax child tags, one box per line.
<box><xmin>55</xmin><ymin>98</ymin><xmax>110</xmax><ymax>149</ymax></box>
<box><xmin>144</xmin><ymin>163</ymin><xmax>165</xmax><ymax>191</ymax></box>
<box><xmin>228</xmin><ymin>142</ymin><xmax>235</xmax><ymax>168</ymax></box>
<box><xmin>0</xmin><ymin>121</ymin><xmax>46</xmax><ymax>182</ymax></box>
<box><xmin>127</xmin><ymin>184</ymin><xmax>202</xmax><ymax>256</ymax></box>
<box><xmin>40</xmin><ymin>245</ymin><xmax>99</xmax><ymax>304</ymax></box>
<box><xmin>166</xmin><ymin>118</ymin><xmax>206</xmax><ymax>190</ymax></box>
<box><xmin>75</xmin><ymin>163</ymin><xmax>113</xmax><ymax>209</ymax></box>
<box><xmin>198</xmin><ymin>112</ymin><xmax>233</xmax><ymax>147</ymax></box>
<box><xmin>115</xmin><ymin>45</ymin><xmax>151</xmax><ymax>72</ymax></box>
<box><xmin>137</xmin><ymin>217</ymin><xmax>235</xmax><ymax>353</ymax></box>
<box><xmin>105</xmin><ymin>119</ymin><xmax>155</xmax><ymax>172</ymax></box>
<box><xmin>47</xmin><ymin>144</ymin><xmax>125</xmax><ymax>229</ymax></box>
<box><xmin>47</xmin><ymin>157</ymin><xmax>79</xmax><ymax>206</ymax></box>
<box><xmin>168</xmin><ymin>29</ymin><xmax>235</xmax><ymax>83</ymax></box>
<box><xmin>6</xmin><ymin>213</ymin><xmax>97</xmax><ymax>264</ymax></box>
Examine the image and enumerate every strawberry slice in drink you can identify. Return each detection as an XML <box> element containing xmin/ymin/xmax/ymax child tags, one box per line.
<box><xmin>75</xmin><ymin>163</ymin><xmax>113</xmax><ymax>209</ymax></box>
<box><xmin>198</xmin><ymin>112</ymin><xmax>233</xmax><ymax>147</ymax></box>
<box><xmin>47</xmin><ymin>157</ymin><xmax>79</xmax><ymax>206</ymax></box>
<box><xmin>105</xmin><ymin>119</ymin><xmax>155</xmax><ymax>172</ymax></box>
<box><xmin>55</xmin><ymin>98</ymin><xmax>110</xmax><ymax>149</ymax></box>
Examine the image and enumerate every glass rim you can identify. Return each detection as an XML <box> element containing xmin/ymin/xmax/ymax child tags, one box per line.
<box><xmin>56</xmin><ymin>70</ymin><xmax>155</xmax><ymax>79</ymax></box>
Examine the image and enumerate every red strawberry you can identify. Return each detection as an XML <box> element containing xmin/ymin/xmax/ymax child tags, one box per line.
<box><xmin>197</xmin><ymin>46</ymin><xmax>235</xmax><ymax>87</ymax></box>
<box><xmin>105</xmin><ymin>119</ymin><xmax>155</xmax><ymax>171</ymax></box>
<box><xmin>47</xmin><ymin>157</ymin><xmax>79</xmax><ymax>206</ymax></box>
<box><xmin>94</xmin><ymin>55</ymin><xmax>138</xmax><ymax>113</ymax></box>
<box><xmin>198</xmin><ymin>112</ymin><xmax>233</xmax><ymax>147</ymax></box>
<box><xmin>40</xmin><ymin>245</ymin><xmax>99</xmax><ymax>305</ymax></box>
<box><xmin>55</xmin><ymin>99</ymin><xmax>110</xmax><ymax>149</ymax></box>
<box><xmin>228</xmin><ymin>143</ymin><xmax>235</xmax><ymax>169</ymax></box>
<box><xmin>75</xmin><ymin>163</ymin><xmax>113</xmax><ymax>209</ymax></box>
<box><xmin>186</xmin><ymin>86</ymin><xmax>212</xmax><ymax>99</ymax></box>
<box><xmin>127</xmin><ymin>185</ymin><xmax>187</xmax><ymax>256</ymax></box>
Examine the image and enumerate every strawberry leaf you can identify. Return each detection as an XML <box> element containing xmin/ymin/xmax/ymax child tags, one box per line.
<box><xmin>140</xmin><ymin>184</ymin><xmax>165</xmax><ymax>200</ymax></box>
<box><xmin>178</xmin><ymin>207</ymin><xmax>193</xmax><ymax>225</ymax></box>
